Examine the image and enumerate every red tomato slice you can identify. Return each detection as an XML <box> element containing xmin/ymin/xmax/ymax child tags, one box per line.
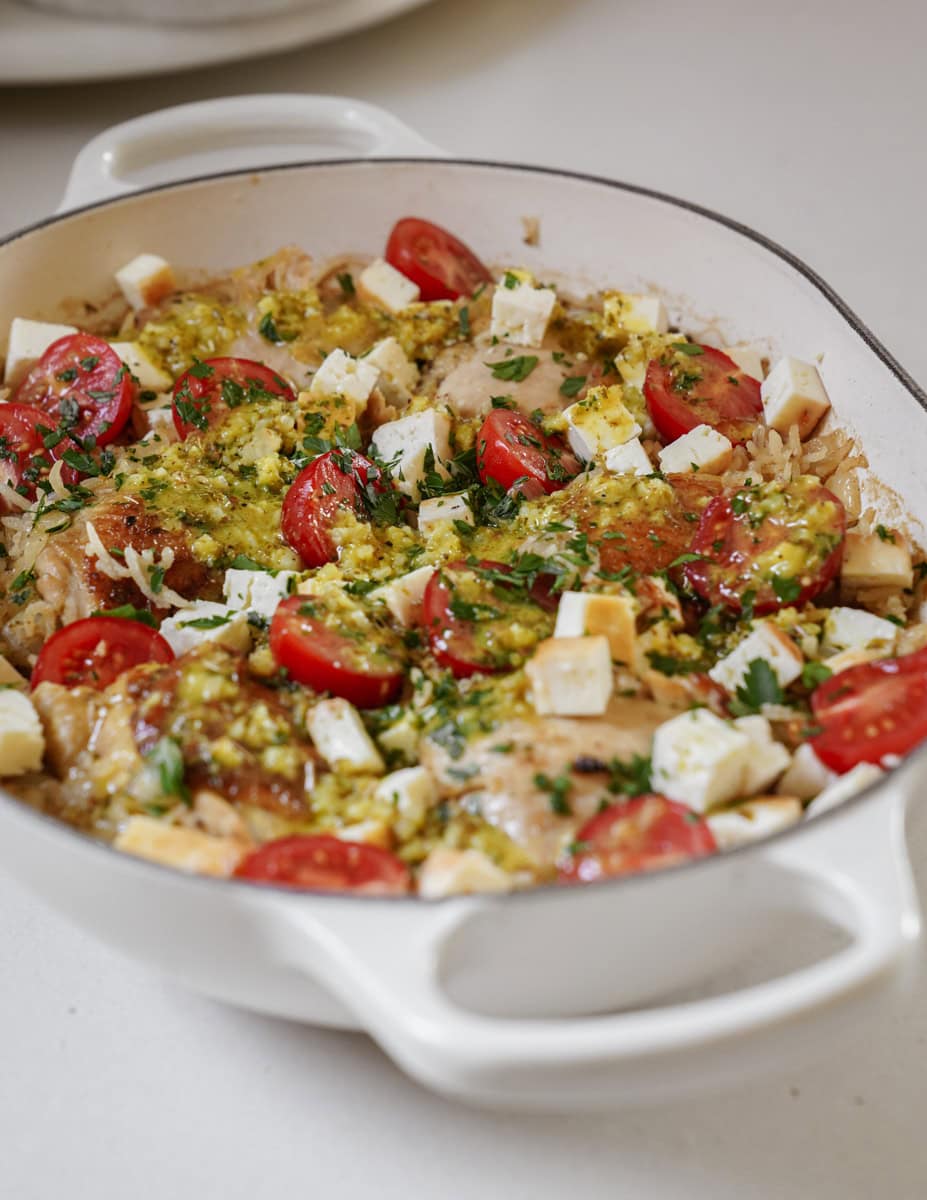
<box><xmin>684</xmin><ymin>477</ymin><xmax>845</xmax><ymax>614</ymax></box>
<box><xmin>385</xmin><ymin>217</ymin><xmax>492</xmax><ymax>302</ymax></box>
<box><xmin>281</xmin><ymin>449</ymin><xmax>393</xmax><ymax>568</ymax></box>
<box><xmin>172</xmin><ymin>356</ymin><xmax>294</xmax><ymax>440</ymax></box>
<box><xmin>0</xmin><ymin>403</ymin><xmax>53</xmax><ymax>512</ymax></box>
<box><xmin>809</xmin><ymin>647</ymin><xmax>927</xmax><ymax>773</ymax></box>
<box><xmin>477</xmin><ymin>409</ymin><xmax>582</xmax><ymax>495</ymax></box>
<box><xmin>269</xmin><ymin>593</ymin><xmax>406</xmax><ymax>709</ymax></box>
<box><xmin>13</xmin><ymin>333</ymin><xmax>136</xmax><ymax>446</ymax></box>
<box><xmin>31</xmin><ymin>615</ymin><xmax>174</xmax><ymax>690</ymax></box>
<box><xmin>644</xmin><ymin>344</ymin><xmax>762</xmax><ymax>445</ymax></box>
<box><xmin>234</xmin><ymin>834</ymin><xmax>411</xmax><ymax>894</ymax></box>
<box><xmin>559</xmin><ymin>795</ymin><xmax>717</xmax><ymax>883</ymax></box>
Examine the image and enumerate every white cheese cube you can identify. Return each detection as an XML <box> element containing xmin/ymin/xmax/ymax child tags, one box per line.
<box><xmin>306</xmin><ymin>699</ymin><xmax>384</xmax><ymax>774</ymax></box>
<box><xmin>526</xmin><ymin>636</ymin><xmax>613</xmax><ymax>716</ymax></box>
<box><xmin>370</xmin><ymin>409</ymin><xmax>452</xmax><ymax>498</ymax></box>
<box><xmin>364</xmin><ymin>336</ymin><xmax>419</xmax><ymax>394</ymax></box>
<box><xmin>554</xmin><ymin>591</ymin><xmax>636</xmax><ymax>665</ymax></box>
<box><xmin>778</xmin><ymin>743</ymin><xmax>837</xmax><ymax>800</ymax></box>
<box><xmin>309</xmin><ymin>348</ymin><xmax>380</xmax><ymax>408</ymax></box>
<box><xmin>806</xmin><ymin>762</ymin><xmax>883</xmax><ymax>818</ymax></box>
<box><xmin>223</xmin><ymin>568</ymin><xmax>298</xmax><ymax>617</ymax></box>
<box><xmin>418</xmin><ymin>847</ymin><xmax>513</xmax><ymax>898</ymax></box>
<box><xmin>564</xmin><ymin>385</ymin><xmax>641</xmax><ymax>462</ymax></box>
<box><xmin>732</xmin><ymin>715</ymin><xmax>792</xmax><ymax>794</ymax></box>
<box><xmin>658</xmin><ymin>423</ymin><xmax>733</xmax><ymax>475</ymax></box>
<box><xmin>821</xmin><ymin>606</ymin><xmax>898</xmax><ymax>656</ymax></box>
<box><xmin>374</xmin><ymin>766</ymin><xmax>437</xmax><ymax>839</ymax></box>
<box><xmin>372</xmin><ymin>566</ymin><xmax>435</xmax><ymax>627</ymax></box>
<box><xmin>417</xmin><ymin>491</ymin><xmax>474</xmax><ymax>535</ymax></box>
<box><xmin>490</xmin><ymin>280</ymin><xmax>557</xmax><ymax>346</ymax></box>
<box><xmin>652</xmin><ymin>708</ymin><xmax>752</xmax><ymax>812</ymax></box>
<box><xmin>841</xmin><ymin>530</ymin><xmax>913</xmax><ymax>591</ymax></box>
<box><xmin>722</xmin><ymin>343</ymin><xmax>765</xmax><ymax>381</ymax></box>
<box><xmin>109</xmin><ymin>341</ymin><xmax>173</xmax><ymax>392</ymax></box>
<box><xmin>114</xmin><ymin>253</ymin><xmax>175</xmax><ymax>311</ymax></box>
<box><xmin>114</xmin><ymin>816</ymin><xmax>245</xmax><ymax>877</ymax></box>
<box><xmin>358</xmin><ymin>258</ymin><xmax>420</xmax><ymax>313</ymax></box>
<box><xmin>603</xmin><ymin>437</ymin><xmax>653</xmax><ymax>476</ymax></box>
<box><xmin>603</xmin><ymin>291</ymin><xmax>669</xmax><ymax>335</ymax></box>
<box><xmin>709</xmin><ymin>621</ymin><xmax>804</xmax><ymax>695</ymax></box>
<box><xmin>708</xmin><ymin>797</ymin><xmax>802</xmax><ymax>849</ymax></box>
<box><xmin>760</xmin><ymin>356</ymin><xmax>831</xmax><ymax>439</ymax></box>
<box><xmin>4</xmin><ymin>318</ymin><xmax>79</xmax><ymax>387</ymax></box>
<box><xmin>158</xmin><ymin>603</ymin><xmax>251</xmax><ymax>657</ymax></box>
<box><xmin>0</xmin><ymin>690</ymin><xmax>45</xmax><ymax>775</ymax></box>
<box><xmin>140</xmin><ymin>399</ymin><xmax>179</xmax><ymax>444</ymax></box>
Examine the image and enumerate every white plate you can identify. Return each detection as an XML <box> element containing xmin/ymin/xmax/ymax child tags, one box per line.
<box><xmin>0</xmin><ymin>0</ymin><xmax>434</xmax><ymax>84</ymax></box>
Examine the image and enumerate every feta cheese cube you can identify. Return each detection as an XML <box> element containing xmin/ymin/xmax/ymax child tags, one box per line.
<box><xmin>564</xmin><ymin>385</ymin><xmax>641</xmax><ymax>462</ymax></box>
<box><xmin>223</xmin><ymin>568</ymin><xmax>298</xmax><ymax>617</ymax></box>
<box><xmin>841</xmin><ymin>529</ymin><xmax>913</xmax><ymax>591</ymax></box>
<box><xmin>722</xmin><ymin>343</ymin><xmax>765</xmax><ymax>381</ymax></box>
<box><xmin>372</xmin><ymin>566</ymin><xmax>435</xmax><ymax>627</ymax></box>
<box><xmin>777</xmin><ymin>742</ymin><xmax>836</xmax><ymax>801</ymax></box>
<box><xmin>114</xmin><ymin>817</ymin><xmax>246</xmax><ymax>877</ymax></box>
<box><xmin>140</xmin><ymin>399</ymin><xmax>179</xmax><ymax>444</ymax></box>
<box><xmin>821</xmin><ymin>606</ymin><xmax>898</xmax><ymax>656</ymax></box>
<box><xmin>806</xmin><ymin>762</ymin><xmax>883</xmax><ymax>818</ymax></box>
<box><xmin>732</xmin><ymin>715</ymin><xmax>792</xmax><ymax>794</ymax></box>
<box><xmin>652</xmin><ymin>708</ymin><xmax>753</xmax><ymax>812</ymax></box>
<box><xmin>490</xmin><ymin>279</ymin><xmax>556</xmax><ymax>346</ymax></box>
<box><xmin>109</xmin><ymin>341</ymin><xmax>173</xmax><ymax>392</ymax></box>
<box><xmin>305</xmin><ymin>698</ymin><xmax>384</xmax><ymax>774</ymax></box>
<box><xmin>4</xmin><ymin>318</ymin><xmax>79</xmax><ymax>387</ymax></box>
<box><xmin>525</xmin><ymin>636</ymin><xmax>613</xmax><ymax>716</ymax></box>
<box><xmin>370</xmin><ymin>409</ymin><xmax>452</xmax><ymax>498</ymax></box>
<box><xmin>418</xmin><ymin>847</ymin><xmax>513</xmax><ymax>898</ymax></box>
<box><xmin>309</xmin><ymin>348</ymin><xmax>380</xmax><ymax>408</ymax></box>
<box><xmin>364</xmin><ymin>336</ymin><xmax>419</xmax><ymax>394</ymax></box>
<box><xmin>158</xmin><ymin>603</ymin><xmax>251</xmax><ymax>657</ymax></box>
<box><xmin>554</xmin><ymin>591</ymin><xmax>636</xmax><ymax>665</ymax></box>
<box><xmin>358</xmin><ymin>258</ymin><xmax>420</xmax><ymax>313</ymax></box>
<box><xmin>603</xmin><ymin>292</ymin><xmax>669</xmax><ymax>335</ymax></box>
<box><xmin>709</xmin><ymin>621</ymin><xmax>804</xmax><ymax>695</ymax></box>
<box><xmin>658</xmin><ymin>424</ymin><xmax>733</xmax><ymax>475</ymax></box>
<box><xmin>603</xmin><ymin>437</ymin><xmax>653</xmax><ymax>476</ymax></box>
<box><xmin>374</xmin><ymin>766</ymin><xmax>437</xmax><ymax>839</ymax></box>
<box><xmin>114</xmin><ymin>253</ymin><xmax>175</xmax><ymax>311</ymax></box>
<box><xmin>417</xmin><ymin>491</ymin><xmax>474</xmax><ymax>535</ymax></box>
<box><xmin>0</xmin><ymin>690</ymin><xmax>45</xmax><ymax>775</ymax></box>
<box><xmin>760</xmin><ymin>357</ymin><xmax>831</xmax><ymax>439</ymax></box>
<box><xmin>708</xmin><ymin>797</ymin><xmax>803</xmax><ymax>849</ymax></box>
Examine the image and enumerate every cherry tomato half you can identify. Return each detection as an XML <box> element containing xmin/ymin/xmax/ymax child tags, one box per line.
<box><xmin>476</xmin><ymin>409</ymin><xmax>581</xmax><ymax>495</ymax></box>
<box><xmin>13</xmin><ymin>333</ymin><xmax>136</xmax><ymax>446</ymax></box>
<box><xmin>0</xmin><ymin>403</ymin><xmax>53</xmax><ymax>512</ymax></box>
<box><xmin>269</xmin><ymin>593</ymin><xmax>406</xmax><ymax>709</ymax></box>
<box><xmin>172</xmin><ymin>357</ymin><xmax>294</xmax><ymax>440</ymax></box>
<box><xmin>31</xmin><ymin>615</ymin><xmax>174</xmax><ymax>691</ymax></box>
<box><xmin>644</xmin><ymin>344</ymin><xmax>763</xmax><ymax>445</ymax></box>
<box><xmin>684</xmin><ymin>477</ymin><xmax>845</xmax><ymax>615</ymax></box>
<box><xmin>234</xmin><ymin>834</ymin><xmax>412</xmax><ymax>894</ymax></box>
<box><xmin>385</xmin><ymin>217</ymin><xmax>492</xmax><ymax>302</ymax></box>
<box><xmin>809</xmin><ymin>646</ymin><xmax>927</xmax><ymax>773</ymax></box>
<box><xmin>558</xmin><ymin>795</ymin><xmax>717</xmax><ymax>883</ymax></box>
<box><xmin>421</xmin><ymin>559</ymin><xmax>553</xmax><ymax>679</ymax></box>
<box><xmin>281</xmin><ymin>449</ymin><xmax>393</xmax><ymax>569</ymax></box>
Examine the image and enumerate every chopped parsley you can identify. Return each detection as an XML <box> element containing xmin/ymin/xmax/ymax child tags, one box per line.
<box><xmin>533</xmin><ymin>770</ymin><xmax>572</xmax><ymax>815</ymax></box>
<box><xmin>258</xmin><ymin>312</ymin><xmax>296</xmax><ymax>344</ymax></box>
<box><xmin>559</xmin><ymin>375</ymin><xmax>586</xmax><ymax>398</ymax></box>
<box><xmin>336</xmin><ymin>272</ymin><xmax>355</xmax><ymax>296</ymax></box>
<box><xmin>801</xmin><ymin>660</ymin><xmax>832</xmax><ymax>690</ymax></box>
<box><xmin>92</xmin><ymin>604</ymin><xmax>157</xmax><ymax>628</ymax></box>
<box><xmin>771</xmin><ymin>574</ymin><xmax>801</xmax><ymax>604</ymax></box>
<box><xmin>486</xmin><ymin>355</ymin><xmax>539</xmax><ymax>383</ymax></box>
<box><xmin>729</xmin><ymin>658</ymin><xmax>784</xmax><ymax>716</ymax></box>
<box><xmin>145</xmin><ymin>736</ymin><xmax>190</xmax><ymax>803</ymax></box>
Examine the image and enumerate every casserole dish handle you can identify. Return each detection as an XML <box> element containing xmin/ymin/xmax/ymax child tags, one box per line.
<box><xmin>273</xmin><ymin>783</ymin><xmax>919</xmax><ymax>1108</ymax></box>
<box><xmin>59</xmin><ymin>94</ymin><xmax>443</xmax><ymax>211</ymax></box>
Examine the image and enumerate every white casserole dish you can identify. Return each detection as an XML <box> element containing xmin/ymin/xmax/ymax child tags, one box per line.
<box><xmin>0</xmin><ymin>94</ymin><xmax>923</xmax><ymax>1110</ymax></box>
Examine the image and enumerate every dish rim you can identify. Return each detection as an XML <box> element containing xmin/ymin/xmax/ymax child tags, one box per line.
<box><xmin>0</xmin><ymin>154</ymin><xmax>921</xmax><ymax>906</ymax></box>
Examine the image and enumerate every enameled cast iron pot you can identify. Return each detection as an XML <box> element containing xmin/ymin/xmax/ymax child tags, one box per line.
<box><xmin>0</xmin><ymin>95</ymin><xmax>922</xmax><ymax>1110</ymax></box>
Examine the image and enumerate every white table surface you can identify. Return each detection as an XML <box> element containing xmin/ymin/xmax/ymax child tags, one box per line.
<box><xmin>2</xmin><ymin>0</ymin><xmax>927</xmax><ymax>1195</ymax></box>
